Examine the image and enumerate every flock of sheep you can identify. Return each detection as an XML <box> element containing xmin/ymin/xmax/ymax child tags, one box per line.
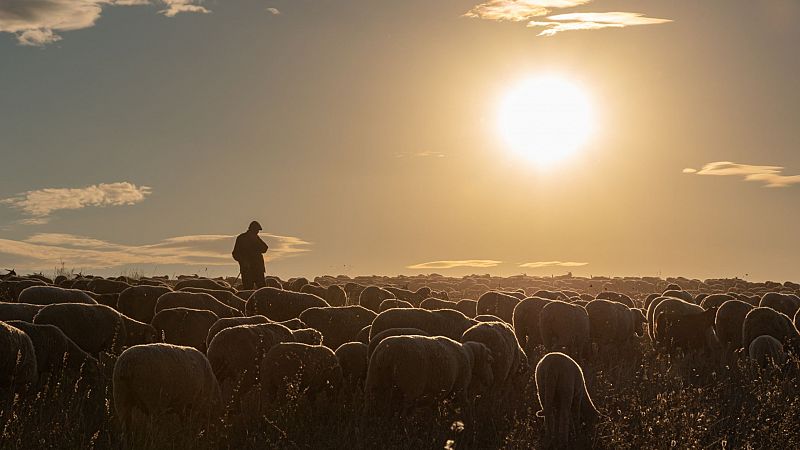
<box><xmin>1</xmin><ymin>270</ymin><xmax>799</xmax><ymax>448</ymax></box>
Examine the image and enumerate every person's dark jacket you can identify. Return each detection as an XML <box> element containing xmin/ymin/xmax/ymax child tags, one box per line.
<box><xmin>232</xmin><ymin>232</ymin><xmax>268</xmax><ymax>273</ymax></box>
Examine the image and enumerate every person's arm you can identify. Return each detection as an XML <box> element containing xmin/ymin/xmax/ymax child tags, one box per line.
<box><xmin>256</xmin><ymin>235</ymin><xmax>268</xmax><ymax>254</ymax></box>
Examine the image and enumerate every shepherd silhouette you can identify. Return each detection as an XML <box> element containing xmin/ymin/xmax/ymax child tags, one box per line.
<box><xmin>232</xmin><ymin>221</ymin><xmax>269</xmax><ymax>290</ymax></box>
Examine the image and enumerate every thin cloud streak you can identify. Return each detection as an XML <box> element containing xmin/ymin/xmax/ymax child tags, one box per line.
<box><xmin>684</xmin><ymin>161</ymin><xmax>800</xmax><ymax>188</ymax></box>
<box><xmin>530</xmin><ymin>12</ymin><xmax>672</xmax><ymax>36</ymax></box>
<box><xmin>407</xmin><ymin>260</ymin><xmax>503</xmax><ymax>270</ymax></box>
<box><xmin>464</xmin><ymin>1</ymin><xmax>591</xmax><ymax>22</ymax></box>
<box><xmin>519</xmin><ymin>261</ymin><xmax>588</xmax><ymax>268</ymax></box>
<box><xmin>465</xmin><ymin>1</ymin><xmax>671</xmax><ymax>36</ymax></box>
<box><xmin>0</xmin><ymin>232</ymin><xmax>310</xmax><ymax>271</ymax></box>
<box><xmin>1</xmin><ymin>182</ymin><xmax>152</xmax><ymax>224</ymax></box>
<box><xmin>0</xmin><ymin>0</ymin><xmax>208</xmax><ymax>46</ymax></box>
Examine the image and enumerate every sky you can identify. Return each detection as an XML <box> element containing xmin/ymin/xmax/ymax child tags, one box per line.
<box><xmin>0</xmin><ymin>0</ymin><xmax>798</xmax><ymax>281</ymax></box>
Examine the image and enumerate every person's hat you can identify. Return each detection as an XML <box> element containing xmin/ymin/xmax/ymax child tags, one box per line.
<box><xmin>248</xmin><ymin>221</ymin><xmax>262</xmax><ymax>231</ymax></box>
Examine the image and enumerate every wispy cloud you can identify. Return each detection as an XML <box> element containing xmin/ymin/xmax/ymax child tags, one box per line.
<box><xmin>529</xmin><ymin>12</ymin><xmax>672</xmax><ymax>36</ymax></box>
<box><xmin>407</xmin><ymin>260</ymin><xmax>502</xmax><ymax>270</ymax></box>
<box><xmin>0</xmin><ymin>0</ymin><xmax>208</xmax><ymax>46</ymax></box>
<box><xmin>683</xmin><ymin>161</ymin><xmax>800</xmax><ymax>188</ymax></box>
<box><xmin>464</xmin><ymin>1</ymin><xmax>671</xmax><ymax>36</ymax></box>
<box><xmin>1</xmin><ymin>182</ymin><xmax>152</xmax><ymax>224</ymax></box>
<box><xmin>394</xmin><ymin>151</ymin><xmax>446</xmax><ymax>159</ymax></box>
<box><xmin>519</xmin><ymin>261</ymin><xmax>588</xmax><ymax>268</ymax></box>
<box><xmin>266</xmin><ymin>8</ymin><xmax>281</xmax><ymax>16</ymax></box>
<box><xmin>0</xmin><ymin>232</ymin><xmax>310</xmax><ymax>271</ymax></box>
<box><xmin>464</xmin><ymin>1</ymin><xmax>591</xmax><ymax>22</ymax></box>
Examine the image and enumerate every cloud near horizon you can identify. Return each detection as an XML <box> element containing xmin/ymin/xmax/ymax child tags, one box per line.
<box><xmin>1</xmin><ymin>182</ymin><xmax>152</xmax><ymax>224</ymax></box>
<box><xmin>683</xmin><ymin>161</ymin><xmax>800</xmax><ymax>188</ymax></box>
<box><xmin>0</xmin><ymin>232</ymin><xmax>310</xmax><ymax>272</ymax></box>
<box><xmin>407</xmin><ymin>260</ymin><xmax>503</xmax><ymax>270</ymax></box>
<box><xmin>519</xmin><ymin>261</ymin><xmax>588</xmax><ymax>268</ymax></box>
<box><xmin>465</xmin><ymin>1</ymin><xmax>671</xmax><ymax>36</ymax></box>
<box><xmin>0</xmin><ymin>0</ymin><xmax>209</xmax><ymax>46</ymax></box>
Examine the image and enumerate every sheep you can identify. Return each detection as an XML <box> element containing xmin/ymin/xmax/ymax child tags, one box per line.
<box><xmin>535</xmin><ymin>352</ymin><xmax>600</xmax><ymax>449</ymax></box>
<box><xmin>156</xmin><ymin>291</ymin><xmax>241</xmax><ymax>319</ymax></box>
<box><xmin>87</xmin><ymin>278</ymin><xmax>131</xmax><ymax>295</ymax></box>
<box><xmin>291</xmin><ymin>328</ymin><xmax>324</xmax><ymax>345</ymax></box>
<box><xmin>651</xmin><ymin>298</ymin><xmax>717</xmax><ymax>352</ymax></box>
<box><xmin>539</xmin><ymin>301</ymin><xmax>590</xmax><ymax>359</ymax></box>
<box><xmin>6</xmin><ymin>320</ymin><xmax>99</xmax><ymax>383</ymax></box>
<box><xmin>174</xmin><ymin>278</ymin><xmax>234</xmax><ymax>292</ymax></box>
<box><xmin>0</xmin><ymin>321</ymin><xmax>38</xmax><ymax>392</ymax></box>
<box><xmin>298</xmin><ymin>306</ymin><xmax>376</xmax><ymax>350</ymax></box>
<box><xmin>261</xmin><ymin>343</ymin><xmax>343</xmax><ymax>403</ymax></box>
<box><xmin>122</xmin><ymin>315</ymin><xmax>158</xmax><ymax>348</ymax></box>
<box><xmin>364</xmin><ymin>335</ymin><xmax>494</xmax><ymax>416</ymax></box>
<box><xmin>759</xmin><ymin>292</ymin><xmax>800</xmax><ymax>318</ymax></box>
<box><xmin>654</xmin><ymin>307</ymin><xmax>719</xmax><ymax>354</ymax></box>
<box><xmin>113</xmin><ymin>343</ymin><xmax>221</xmax><ymax>432</ymax></box>
<box><xmin>742</xmin><ymin>307</ymin><xmax>800</xmax><ymax>354</ymax></box>
<box><xmin>264</xmin><ymin>276</ymin><xmax>284</xmax><ymax>289</ymax></box>
<box><xmin>700</xmin><ymin>293</ymin><xmax>735</xmax><ymax>310</ymax></box>
<box><xmin>179</xmin><ymin>287</ymin><xmax>246</xmax><ymax>312</ymax></box>
<box><xmin>455</xmin><ymin>299</ymin><xmax>478</xmax><ymax>318</ymax></box>
<box><xmin>325</xmin><ymin>285</ymin><xmax>347</xmax><ymax>307</ymax></box>
<box><xmin>476</xmin><ymin>291</ymin><xmax>521</xmax><ymax>323</ymax></box>
<box><xmin>246</xmin><ymin>287</ymin><xmax>329</xmax><ymax>321</ymax></box>
<box><xmin>206</xmin><ymin>322</ymin><xmax>294</xmax><ymax>397</ymax></box>
<box><xmin>356</xmin><ymin>325</ymin><xmax>371</xmax><ymax>344</ymax></box>
<box><xmin>0</xmin><ymin>303</ymin><xmax>44</xmax><ymax>322</ymax></box>
<box><xmin>585</xmin><ymin>300</ymin><xmax>646</xmax><ymax>351</ymax></box>
<box><xmin>643</xmin><ymin>293</ymin><xmax>661</xmax><ymax>311</ymax></box>
<box><xmin>335</xmin><ymin>342</ymin><xmax>369</xmax><ymax>388</ymax></box>
<box><xmin>662</xmin><ymin>289</ymin><xmax>694</xmax><ymax>303</ymax></box>
<box><xmin>370</xmin><ymin>308</ymin><xmax>476</xmax><ymax>342</ymax></box>
<box><xmin>358</xmin><ymin>286</ymin><xmax>396</xmax><ymax>313</ymax></box>
<box><xmin>151</xmin><ymin>308</ymin><xmax>219</xmax><ymax>353</ymax></box>
<box><xmin>420</xmin><ymin>297</ymin><xmax>458</xmax><ymax>311</ymax></box>
<box><xmin>90</xmin><ymin>293</ymin><xmax>120</xmax><ymax>309</ymax></box>
<box><xmin>532</xmin><ymin>290</ymin><xmax>568</xmax><ymax>301</ymax></box>
<box><xmin>384</xmin><ymin>286</ymin><xmax>431</xmax><ymax>307</ymax></box>
<box><xmin>205</xmin><ymin>315</ymin><xmax>272</xmax><ymax>349</ymax></box>
<box><xmin>0</xmin><ymin>279</ymin><xmax>47</xmax><ymax>301</ymax></box>
<box><xmin>277</xmin><ymin>318</ymin><xmax>308</xmax><ymax>330</ymax></box>
<box><xmin>595</xmin><ymin>291</ymin><xmax>635</xmax><ymax>308</ymax></box>
<box><xmin>513</xmin><ymin>297</ymin><xmax>552</xmax><ymax>355</ymax></box>
<box><xmin>117</xmin><ymin>286</ymin><xmax>172</xmax><ymax>324</ymax></box>
<box><xmin>378</xmin><ymin>298</ymin><xmax>414</xmax><ymax>312</ymax></box>
<box><xmin>714</xmin><ymin>300</ymin><xmax>754</xmax><ymax>353</ymax></box>
<box><xmin>284</xmin><ymin>277</ymin><xmax>310</xmax><ymax>292</ymax></box>
<box><xmin>645</xmin><ymin>296</ymin><xmax>672</xmax><ymax>340</ymax></box>
<box><xmin>367</xmin><ymin>327</ymin><xmax>431</xmax><ymax>359</ymax></box>
<box><xmin>461</xmin><ymin>321</ymin><xmax>527</xmax><ymax>396</ymax></box>
<box><xmin>18</xmin><ymin>286</ymin><xmax>97</xmax><ymax>305</ymax></box>
<box><xmin>34</xmin><ymin>303</ymin><xmax>127</xmax><ymax>355</ymax></box>
<box><xmin>343</xmin><ymin>282</ymin><xmax>367</xmax><ymax>306</ymax></box>
<box><xmin>748</xmin><ymin>335</ymin><xmax>787</xmax><ymax>368</ymax></box>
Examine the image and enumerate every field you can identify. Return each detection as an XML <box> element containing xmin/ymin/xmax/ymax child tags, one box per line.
<box><xmin>1</xmin><ymin>273</ymin><xmax>799</xmax><ymax>449</ymax></box>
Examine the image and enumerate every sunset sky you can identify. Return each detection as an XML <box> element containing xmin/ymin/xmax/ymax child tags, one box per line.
<box><xmin>1</xmin><ymin>1</ymin><xmax>798</xmax><ymax>281</ymax></box>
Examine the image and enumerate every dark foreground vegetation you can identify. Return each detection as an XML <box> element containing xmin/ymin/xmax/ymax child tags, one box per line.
<box><xmin>1</xmin><ymin>272</ymin><xmax>799</xmax><ymax>449</ymax></box>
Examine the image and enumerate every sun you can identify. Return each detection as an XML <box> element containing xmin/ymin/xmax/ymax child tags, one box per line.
<box><xmin>498</xmin><ymin>75</ymin><xmax>595</xmax><ymax>166</ymax></box>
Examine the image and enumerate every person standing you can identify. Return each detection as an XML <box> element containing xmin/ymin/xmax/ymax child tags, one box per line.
<box><xmin>232</xmin><ymin>221</ymin><xmax>269</xmax><ymax>290</ymax></box>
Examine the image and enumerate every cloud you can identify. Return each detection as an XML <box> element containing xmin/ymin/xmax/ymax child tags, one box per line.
<box><xmin>159</xmin><ymin>0</ymin><xmax>210</xmax><ymax>18</ymax></box>
<box><xmin>683</xmin><ymin>161</ymin><xmax>800</xmax><ymax>188</ymax></box>
<box><xmin>394</xmin><ymin>151</ymin><xmax>446</xmax><ymax>159</ymax></box>
<box><xmin>266</xmin><ymin>8</ymin><xmax>280</xmax><ymax>16</ymax></box>
<box><xmin>1</xmin><ymin>182</ymin><xmax>152</xmax><ymax>224</ymax></box>
<box><xmin>519</xmin><ymin>261</ymin><xmax>588</xmax><ymax>268</ymax></box>
<box><xmin>0</xmin><ymin>0</ymin><xmax>208</xmax><ymax>46</ymax></box>
<box><xmin>0</xmin><ymin>232</ymin><xmax>310</xmax><ymax>271</ymax></box>
<box><xmin>464</xmin><ymin>1</ymin><xmax>591</xmax><ymax>22</ymax></box>
<box><xmin>465</xmin><ymin>1</ymin><xmax>671</xmax><ymax>36</ymax></box>
<box><xmin>407</xmin><ymin>260</ymin><xmax>502</xmax><ymax>270</ymax></box>
<box><xmin>529</xmin><ymin>12</ymin><xmax>672</xmax><ymax>36</ymax></box>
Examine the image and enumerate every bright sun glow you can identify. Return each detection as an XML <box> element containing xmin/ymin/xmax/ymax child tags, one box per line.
<box><xmin>498</xmin><ymin>75</ymin><xmax>595</xmax><ymax>166</ymax></box>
